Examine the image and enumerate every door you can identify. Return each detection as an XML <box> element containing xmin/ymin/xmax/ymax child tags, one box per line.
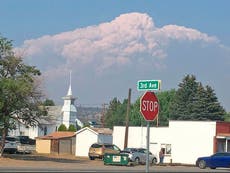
<box><xmin>59</xmin><ymin>139</ymin><xmax>71</xmax><ymax>154</ymax></box>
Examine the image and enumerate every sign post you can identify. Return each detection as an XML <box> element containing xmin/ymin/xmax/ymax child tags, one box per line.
<box><xmin>140</xmin><ymin>91</ymin><xmax>159</xmax><ymax>172</ymax></box>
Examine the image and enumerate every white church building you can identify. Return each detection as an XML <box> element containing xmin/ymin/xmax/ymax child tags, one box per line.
<box><xmin>9</xmin><ymin>79</ymin><xmax>83</xmax><ymax>139</ymax></box>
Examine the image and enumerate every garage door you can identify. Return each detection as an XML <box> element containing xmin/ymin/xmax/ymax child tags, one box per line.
<box><xmin>59</xmin><ymin>139</ymin><xmax>71</xmax><ymax>154</ymax></box>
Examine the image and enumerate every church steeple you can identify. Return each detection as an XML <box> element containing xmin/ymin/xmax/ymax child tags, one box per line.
<box><xmin>67</xmin><ymin>71</ymin><xmax>72</xmax><ymax>96</ymax></box>
<box><xmin>61</xmin><ymin>71</ymin><xmax>77</xmax><ymax>128</ymax></box>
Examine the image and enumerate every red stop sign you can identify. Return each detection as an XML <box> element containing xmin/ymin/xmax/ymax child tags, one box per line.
<box><xmin>140</xmin><ymin>91</ymin><xmax>159</xmax><ymax>121</ymax></box>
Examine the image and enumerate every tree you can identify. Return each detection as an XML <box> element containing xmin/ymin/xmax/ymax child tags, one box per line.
<box><xmin>0</xmin><ymin>35</ymin><xmax>46</xmax><ymax>156</ymax></box>
<box><xmin>104</xmin><ymin>90</ymin><xmax>176</xmax><ymax>128</ymax></box>
<box><xmin>224</xmin><ymin>112</ymin><xmax>230</xmax><ymax>122</ymax></box>
<box><xmin>68</xmin><ymin>124</ymin><xmax>77</xmax><ymax>132</ymax></box>
<box><xmin>58</xmin><ymin>124</ymin><xmax>67</xmax><ymax>131</ymax></box>
<box><xmin>169</xmin><ymin>74</ymin><xmax>226</xmax><ymax>120</ymax></box>
<box><xmin>156</xmin><ymin>89</ymin><xmax>176</xmax><ymax>126</ymax></box>
<box><xmin>129</xmin><ymin>98</ymin><xmax>145</xmax><ymax>126</ymax></box>
<box><xmin>104</xmin><ymin>98</ymin><xmax>126</xmax><ymax>128</ymax></box>
<box><xmin>203</xmin><ymin>85</ymin><xmax>225</xmax><ymax>120</ymax></box>
<box><xmin>169</xmin><ymin>75</ymin><xmax>199</xmax><ymax>120</ymax></box>
<box><xmin>43</xmin><ymin>99</ymin><xmax>55</xmax><ymax>106</ymax></box>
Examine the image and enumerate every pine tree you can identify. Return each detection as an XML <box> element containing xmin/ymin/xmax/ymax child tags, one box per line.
<box><xmin>169</xmin><ymin>75</ymin><xmax>198</xmax><ymax>120</ymax></box>
<box><xmin>169</xmin><ymin>74</ymin><xmax>226</xmax><ymax>120</ymax></box>
<box><xmin>204</xmin><ymin>86</ymin><xmax>225</xmax><ymax>120</ymax></box>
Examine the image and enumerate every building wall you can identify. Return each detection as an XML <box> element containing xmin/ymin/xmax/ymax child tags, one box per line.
<box><xmin>40</xmin><ymin>125</ymin><xmax>56</xmax><ymax>137</ymax></box>
<box><xmin>9</xmin><ymin>123</ymin><xmax>57</xmax><ymax>139</ymax></box>
<box><xmin>36</xmin><ymin>139</ymin><xmax>51</xmax><ymax>154</ymax></box>
<box><xmin>169</xmin><ymin>121</ymin><xmax>216</xmax><ymax>164</ymax></box>
<box><xmin>9</xmin><ymin>123</ymin><xmax>39</xmax><ymax>139</ymax></box>
<box><xmin>98</xmin><ymin>134</ymin><xmax>112</xmax><ymax>144</ymax></box>
<box><xmin>216</xmin><ymin>122</ymin><xmax>230</xmax><ymax>134</ymax></box>
<box><xmin>113</xmin><ymin>126</ymin><xmax>170</xmax><ymax>162</ymax></box>
<box><xmin>75</xmin><ymin>129</ymin><xmax>98</xmax><ymax>157</ymax></box>
<box><xmin>59</xmin><ymin>139</ymin><xmax>71</xmax><ymax>154</ymax></box>
<box><xmin>113</xmin><ymin>121</ymin><xmax>217</xmax><ymax>164</ymax></box>
<box><xmin>71</xmin><ymin>137</ymin><xmax>76</xmax><ymax>155</ymax></box>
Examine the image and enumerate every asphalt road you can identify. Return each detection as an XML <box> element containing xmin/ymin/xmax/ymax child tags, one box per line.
<box><xmin>1</xmin><ymin>154</ymin><xmax>230</xmax><ymax>172</ymax></box>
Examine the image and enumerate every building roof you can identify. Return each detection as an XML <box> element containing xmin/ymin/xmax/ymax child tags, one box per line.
<box><xmin>36</xmin><ymin>131</ymin><xmax>76</xmax><ymax>140</ymax></box>
<box><xmin>91</xmin><ymin>127</ymin><xmax>113</xmax><ymax>135</ymax></box>
<box><xmin>76</xmin><ymin>127</ymin><xmax>112</xmax><ymax>135</ymax></box>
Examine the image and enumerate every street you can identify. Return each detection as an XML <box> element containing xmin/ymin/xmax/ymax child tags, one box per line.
<box><xmin>1</xmin><ymin>154</ymin><xmax>230</xmax><ymax>172</ymax></box>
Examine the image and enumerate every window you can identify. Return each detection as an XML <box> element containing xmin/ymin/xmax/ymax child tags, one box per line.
<box><xmin>161</xmin><ymin>144</ymin><xmax>171</xmax><ymax>155</ymax></box>
<box><xmin>113</xmin><ymin>145</ymin><xmax>120</xmax><ymax>151</ymax></box>
<box><xmin>92</xmin><ymin>144</ymin><xmax>102</xmax><ymax>148</ymax></box>
<box><xmin>44</xmin><ymin>126</ymin><xmax>47</xmax><ymax>135</ymax></box>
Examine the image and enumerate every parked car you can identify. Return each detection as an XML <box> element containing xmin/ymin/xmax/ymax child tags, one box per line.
<box><xmin>16</xmin><ymin>136</ymin><xmax>35</xmax><ymax>145</ymax></box>
<box><xmin>88</xmin><ymin>143</ymin><xmax>121</xmax><ymax>160</ymax></box>
<box><xmin>0</xmin><ymin>136</ymin><xmax>19</xmax><ymax>154</ymax></box>
<box><xmin>120</xmin><ymin>147</ymin><xmax>158</xmax><ymax>164</ymax></box>
<box><xmin>196</xmin><ymin>152</ymin><xmax>230</xmax><ymax>169</ymax></box>
<box><xmin>15</xmin><ymin>136</ymin><xmax>36</xmax><ymax>154</ymax></box>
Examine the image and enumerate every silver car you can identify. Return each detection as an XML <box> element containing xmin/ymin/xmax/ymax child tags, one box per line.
<box><xmin>120</xmin><ymin>148</ymin><xmax>157</xmax><ymax>164</ymax></box>
<box><xmin>0</xmin><ymin>136</ymin><xmax>19</xmax><ymax>154</ymax></box>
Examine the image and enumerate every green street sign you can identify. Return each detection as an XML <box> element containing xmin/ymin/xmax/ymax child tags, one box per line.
<box><xmin>137</xmin><ymin>80</ymin><xmax>161</xmax><ymax>91</ymax></box>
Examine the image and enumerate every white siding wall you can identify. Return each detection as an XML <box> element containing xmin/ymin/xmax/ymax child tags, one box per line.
<box><xmin>9</xmin><ymin>123</ymin><xmax>58</xmax><ymax>139</ymax></box>
<box><xmin>28</xmin><ymin>126</ymin><xmax>38</xmax><ymax>139</ymax></box>
<box><xmin>75</xmin><ymin>129</ymin><xmax>98</xmax><ymax>157</ymax></box>
<box><xmin>8</xmin><ymin>124</ymin><xmax>38</xmax><ymax>139</ymax></box>
<box><xmin>113</xmin><ymin>126</ymin><xmax>126</xmax><ymax>150</ymax></box>
<box><xmin>169</xmin><ymin>121</ymin><xmax>216</xmax><ymax>164</ymax></box>
<box><xmin>149</xmin><ymin>127</ymin><xmax>172</xmax><ymax>162</ymax></box>
<box><xmin>113</xmin><ymin>121</ymin><xmax>217</xmax><ymax>164</ymax></box>
<box><xmin>113</xmin><ymin>126</ymin><xmax>170</xmax><ymax>162</ymax></box>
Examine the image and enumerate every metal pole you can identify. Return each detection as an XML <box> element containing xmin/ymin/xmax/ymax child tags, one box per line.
<box><xmin>146</xmin><ymin>121</ymin><xmax>150</xmax><ymax>173</ymax></box>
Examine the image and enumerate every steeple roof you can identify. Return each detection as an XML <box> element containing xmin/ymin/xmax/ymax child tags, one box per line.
<box><xmin>63</xmin><ymin>71</ymin><xmax>76</xmax><ymax>99</ymax></box>
<box><xmin>67</xmin><ymin>84</ymin><xmax>72</xmax><ymax>96</ymax></box>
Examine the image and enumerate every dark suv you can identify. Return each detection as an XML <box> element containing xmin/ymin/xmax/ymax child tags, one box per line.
<box><xmin>88</xmin><ymin>143</ymin><xmax>121</xmax><ymax>160</ymax></box>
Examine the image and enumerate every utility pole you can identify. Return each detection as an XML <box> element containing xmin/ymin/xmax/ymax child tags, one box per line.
<box><xmin>124</xmin><ymin>88</ymin><xmax>131</xmax><ymax>149</ymax></box>
<box><xmin>101</xmin><ymin>103</ymin><xmax>107</xmax><ymax>128</ymax></box>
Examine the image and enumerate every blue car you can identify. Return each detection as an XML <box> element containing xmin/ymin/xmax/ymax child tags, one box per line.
<box><xmin>196</xmin><ymin>152</ymin><xmax>230</xmax><ymax>169</ymax></box>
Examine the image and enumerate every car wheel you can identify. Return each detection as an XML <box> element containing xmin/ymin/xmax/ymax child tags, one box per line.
<box><xmin>152</xmin><ymin>158</ymin><xmax>157</xmax><ymax>165</ymax></box>
<box><xmin>198</xmin><ymin>160</ymin><xmax>206</xmax><ymax>169</ymax></box>
<box><xmin>89</xmin><ymin>156</ymin><xmax>95</xmax><ymax>160</ymax></box>
<box><xmin>135</xmin><ymin>157</ymin><xmax>140</xmax><ymax>164</ymax></box>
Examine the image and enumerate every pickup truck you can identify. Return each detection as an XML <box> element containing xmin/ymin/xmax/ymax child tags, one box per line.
<box><xmin>17</xmin><ymin>144</ymin><xmax>35</xmax><ymax>154</ymax></box>
<box><xmin>16</xmin><ymin>136</ymin><xmax>36</xmax><ymax>154</ymax></box>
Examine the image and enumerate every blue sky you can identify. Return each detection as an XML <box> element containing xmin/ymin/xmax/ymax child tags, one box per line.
<box><xmin>1</xmin><ymin>0</ymin><xmax>230</xmax><ymax>111</ymax></box>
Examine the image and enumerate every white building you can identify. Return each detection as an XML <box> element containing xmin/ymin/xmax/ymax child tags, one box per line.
<box><xmin>75</xmin><ymin>127</ymin><xmax>112</xmax><ymax>157</ymax></box>
<box><xmin>113</xmin><ymin>120</ymin><xmax>230</xmax><ymax>164</ymax></box>
<box><xmin>9</xmin><ymin>76</ymin><xmax>83</xmax><ymax>138</ymax></box>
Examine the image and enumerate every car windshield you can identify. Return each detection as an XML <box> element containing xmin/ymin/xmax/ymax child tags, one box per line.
<box><xmin>5</xmin><ymin>137</ymin><xmax>16</xmax><ymax>141</ymax></box>
<box><xmin>123</xmin><ymin>148</ymin><xmax>137</xmax><ymax>152</ymax></box>
<box><xmin>137</xmin><ymin>148</ymin><xmax>153</xmax><ymax>155</ymax></box>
